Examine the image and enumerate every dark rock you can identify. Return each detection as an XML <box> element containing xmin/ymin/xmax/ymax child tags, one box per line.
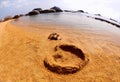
<box><xmin>64</xmin><ymin>10</ymin><xmax>73</xmax><ymax>12</ymax></box>
<box><xmin>94</xmin><ymin>14</ymin><xmax>101</xmax><ymax>16</ymax></box>
<box><xmin>33</xmin><ymin>8</ymin><xmax>42</xmax><ymax>12</ymax></box>
<box><xmin>50</xmin><ymin>6</ymin><xmax>63</xmax><ymax>12</ymax></box>
<box><xmin>48</xmin><ymin>33</ymin><xmax>61</xmax><ymax>40</ymax></box>
<box><xmin>13</xmin><ymin>15</ymin><xmax>20</xmax><ymax>19</ymax></box>
<box><xmin>4</xmin><ymin>16</ymin><xmax>13</xmax><ymax>21</ymax></box>
<box><xmin>95</xmin><ymin>17</ymin><xmax>120</xmax><ymax>28</ymax></box>
<box><xmin>28</xmin><ymin>10</ymin><xmax>40</xmax><ymax>16</ymax></box>
<box><xmin>77</xmin><ymin>10</ymin><xmax>84</xmax><ymax>13</ymax></box>
<box><xmin>95</xmin><ymin>17</ymin><xmax>105</xmax><ymax>21</ymax></box>
<box><xmin>40</xmin><ymin>9</ymin><xmax>56</xmax><ymax>13</ymax></box>
<box><xmin>110</xmin><ymin>18</ymin><xmax>118</xmax><ymax>23</ymax></box>
<box><xmin>19</xmin><ymin>14</ymin><xmax>24</xmax><ymax>17</ymax></box>
<box><xmin>25</xmin><ymin>13</ymin><xmax>29</xmax><ymax>16</ymax></box>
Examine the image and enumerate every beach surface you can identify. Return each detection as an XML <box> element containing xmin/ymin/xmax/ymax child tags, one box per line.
<box><xmin>0</xmin><ymin>20</ymin><xmax>120</xmax><ymax>82</ymax></box>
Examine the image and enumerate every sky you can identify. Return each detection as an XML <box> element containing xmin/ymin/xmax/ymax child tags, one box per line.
<box><xmin>0</xmin><ymin>0</ymin><xmax>120</xmax><ymax>21</ymax></box>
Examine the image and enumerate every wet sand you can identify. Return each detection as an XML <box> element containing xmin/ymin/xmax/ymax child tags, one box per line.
<box><xmin>0</xmin><ymin>20</ymin><xmax>120</xmax><ymax>82</ymax></box>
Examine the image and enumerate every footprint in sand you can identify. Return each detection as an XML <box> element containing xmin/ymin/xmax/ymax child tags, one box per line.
<box><xmin>44</xmin><ymin>44</ymin><xmax>89</xmax><ymax>74</ymax></box>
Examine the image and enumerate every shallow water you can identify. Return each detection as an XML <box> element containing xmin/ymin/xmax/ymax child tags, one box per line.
<box><xmin>12</xmin><ymin>12</ymin><xmax>120</xmax><ymax>36</ymax></box>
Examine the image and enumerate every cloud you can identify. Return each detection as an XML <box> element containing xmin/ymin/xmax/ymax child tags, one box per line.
<box><xmin>17</xmin><ymin>0</ymin><xmax>27</xmax><ymax>3</ymax></box>
<box><xmin>61</xmin><ymin>0</ymin><xmax>120</xmax><ymax>19</ymax></box>
<box><xmin>0</xmin><ymin>0</ymin><xmax>10</xmax><ymax>8</ymax></box>
<box><xmin>0</xmin><ymin>0</ymin><xmax>29</xmax><ymax>8</ymax></box>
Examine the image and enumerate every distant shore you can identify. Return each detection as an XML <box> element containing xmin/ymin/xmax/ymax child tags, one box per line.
<box><xmin>0</xmin><ymin>6</ymin><xmax>120</xmax><ymax>28</ymax></box>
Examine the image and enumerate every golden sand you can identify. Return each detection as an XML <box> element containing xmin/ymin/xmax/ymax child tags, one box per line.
<box><xmin>0</xmin><ymin>20</ymin><xmax>120</xmax><ymax>82</ymax></box>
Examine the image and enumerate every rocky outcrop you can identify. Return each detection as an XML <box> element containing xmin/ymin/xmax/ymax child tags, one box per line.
<box><xmin>64</xmin><ymin>10</ymin><xmax>73</xmax><ymax>12</ymax></box>
<box><xmin>77</xmin><ymin>10</ymin><xmax>84</xmax><ymax>13</ymax></box>
<box><xmin>13</xmin><ymin>15</ymin><xmax>20</xmax><ymax>19</ymax></box>
<box><xmin>28</xmin><ymin>10</ymin><xmax>40</xmax><ymax>16</ymax></box>
<box><xmin>19</xmin><ymin>14</ymin><xmax>24</xmax><ymax>17</ymax></box>
<box><xmin>51</xmin><ymin>6</ymin><xmax>63</xmax><ymax>12</ymax></box>
<box><xmin>26</xmin><ymin>6</ymin><xmax>62</xmax><ymax>16</ymax></box>
<box><xmin>4</xmin><ymin>16</ymin><xmax>13</xmax><ymax>21</ymax></box>
<box><xmin>94</xmin><ymin>14</ymin><xmax>101</xmax><ymax>16</ymax></box>
<box><xmin>40</xmin><ymin>9</ymin><xmax>56</xmax><ymax>13</ymax></box>
<box><xmin>95</xmin><ymin>17</ymin><xmax>120</xmax><ymax>28</ymax></box>
<box><xmin>110</xmin><ymin>18</ymin><xmax>118</xmax><ymax>23</ymax></box>
<box><xmin>33</xmin><ymin>8</ymin><xmax>42</xmax><ymax>11</ymax></box>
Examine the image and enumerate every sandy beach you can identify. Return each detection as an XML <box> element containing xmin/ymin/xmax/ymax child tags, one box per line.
<box><xmin>0</xmin><ymin>20</ymin><xmax>120</xmax><ymax>82</ymax></box>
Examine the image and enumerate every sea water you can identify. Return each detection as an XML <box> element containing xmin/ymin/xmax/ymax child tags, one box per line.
<box><xmin>12</xmin><ymin>12</ymin><xmax>120</xmax><ymax>35</ymax></box>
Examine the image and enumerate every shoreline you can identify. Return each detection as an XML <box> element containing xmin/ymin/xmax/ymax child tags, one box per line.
<box><xmin>0</xmin><ymin>20</ymin><xmax>120</xmax><ymax>81</ymax></box>
<box><xmin>1</xmin><ymin>10</ymin><xmax>120</xmax><ymax>29</ymax></box>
